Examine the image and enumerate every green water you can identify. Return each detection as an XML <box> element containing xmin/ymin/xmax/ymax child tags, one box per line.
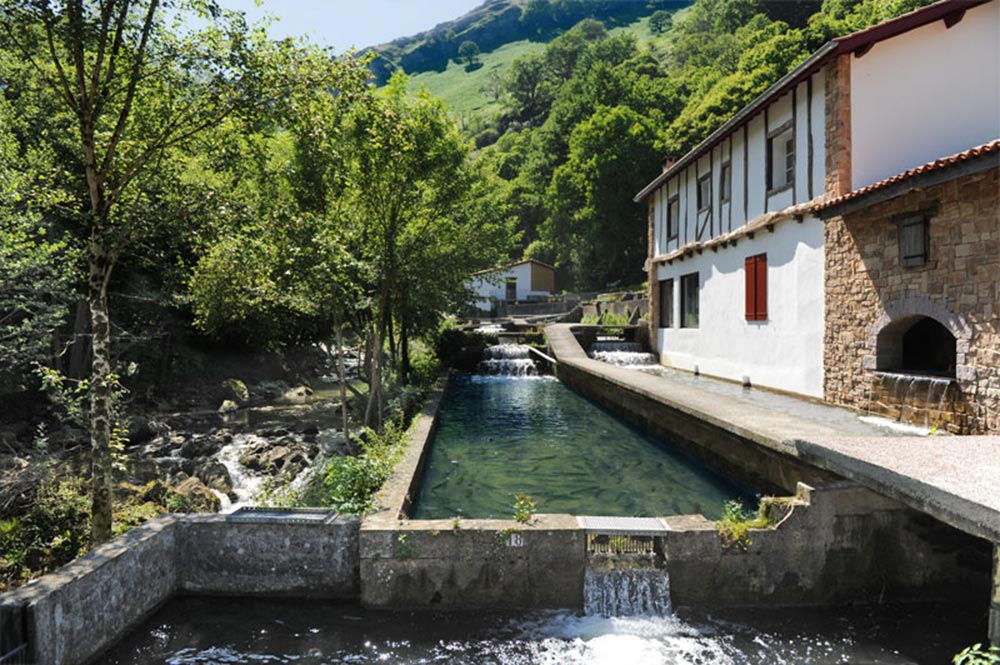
<box><xmin>412</xmin><ymin>376</ymin><xmax>755</xmax><ymax>520</ymax></box>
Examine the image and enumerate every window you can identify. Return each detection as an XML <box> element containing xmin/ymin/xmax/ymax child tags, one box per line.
<box><xmin>680</xmin><ymin>272</ymin><xmax>699</xmax><ymax>328</ymax></box>
<box><xmin>667</xmin><ymin>196</ymin><xmax>679</xmax><ymax>240</ymax></box>
<box><xmin>658</xmin><ymin>278</ymin><xmax>674</xmax><ymax>328</ymax></box>
<box><xmin>767</xmin><ymin>126</ymin><xmax>795</xmax><ymax>192</ymax></box>
<box><xmin>697</xmin><ymin>174</ymin><xmax>712</xmax><ymax>211</ymax></box>
<box><xmin>745</xmin><ymin>253</ymin><xmax>767</xmax><ymax>321</ymax></box>
<box><xmin>720</xmin><ymin>162</ymin><xmax>732</xmax><ymax>203</ymax></box>
<box><xmin>898</xmin><ymin>215</ymin><xmax>929</xmax><ymax>267</ymax></box>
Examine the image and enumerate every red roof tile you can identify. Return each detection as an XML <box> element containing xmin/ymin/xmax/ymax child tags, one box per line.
<box><xmin>816</xmin><ymin>140</ymin><xmax>1000</xmax><ymax>211</ymax></box>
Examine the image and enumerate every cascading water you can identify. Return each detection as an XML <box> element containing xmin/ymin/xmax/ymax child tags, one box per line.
<box><xmin>865</xmin><ymin>370</ymin><xmax>956</xmax><ymax>432</ymax></box>
<box><xmin>589</xmin><ymin>341</ymin><xmax>658</xmax><ymax>368</ymax></box>
<box><xmin>584</xmin><ymin>555</ymin><xmax>671</xmax><ymax>617</ymax></box>
<box><xmin>478</xmin><ymin>344</ymin><xmax>539</xmax><ymax>376</ymax></box>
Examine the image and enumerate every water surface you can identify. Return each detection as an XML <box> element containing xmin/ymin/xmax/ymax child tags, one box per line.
<box><xmin>412</xmin><ymin>375</ymin><xmax>755</xmax><ymax>520</ymax></box>
<box><xmin>98</xmin><ymin>596</ymin><xmax>982</xmax><ymax>664</ymax></box>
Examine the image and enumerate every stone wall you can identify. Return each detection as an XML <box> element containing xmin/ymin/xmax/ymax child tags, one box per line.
<box><xmin>823</xmin><ymin>168</ymin><xmax>1000</xmax><ymax>433</ymax></box>
<box><xmin>824</xmin><ymin>55</ymin><xmax>851</xmax><ymax>198</ymax></box>
<box><xmin>0</xmin><ymin>516</ymin><xmax>180</xmax><ymax>665</ymax></box>
<box><xmin>0</xmin><ymin>512</ymin><xmax>360</xmax><ymax>665</ymax></box>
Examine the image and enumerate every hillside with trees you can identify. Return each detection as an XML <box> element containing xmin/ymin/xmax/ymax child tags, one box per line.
<box><xmin>447</xmin><ymin>0</ymin><xmax>934</xmax><ymax>290</ymax></box>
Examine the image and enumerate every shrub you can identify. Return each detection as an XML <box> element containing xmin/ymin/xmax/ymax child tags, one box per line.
<box><xmin>309</xmin><ymin>423</ymin><xmax>408</xmax><ymax>515</ymax></box>
<box><xmin>0</xmin><ymin>476</ymin><xmax>90</xmax><ymax>589</ymax></box>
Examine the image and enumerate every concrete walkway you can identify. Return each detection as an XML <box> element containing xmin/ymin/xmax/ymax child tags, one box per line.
<box><xmin>545</xmin><ymin>324</ymin><xmax>1000</xmax><ymax>543</ymax></box>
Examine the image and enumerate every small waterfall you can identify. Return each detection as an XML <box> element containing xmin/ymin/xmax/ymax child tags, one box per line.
<box><xmin>584</xmin><ymin>555</ymin><xmax>671</xmax><ymax>617</ymax></box>
<box><xmin>868</xmin><ymin>371</ymin><xmax>957</xmax><ymax>432</ymax></box>
<box><xmin>589</xmin><ymin>341</ymin><xmax>657</xmax><ymax>368</ymax></box>
<box><xmin>478</xmin><ymin>344</ymin><xmax>538</xmax><ymax>376</ymax></box>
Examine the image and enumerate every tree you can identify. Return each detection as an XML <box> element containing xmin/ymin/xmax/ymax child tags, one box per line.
<box><xmin>457</xmin><ymin>40</ymin><xmax>480</xmax><ymax>69</ymax></box>
<box><xmin>649</xmin><ymin>10</ymin><xmax>673</xmax><ymax>33</ymax></box>
<box><xmin>0</xmin><ymin>0</ymin><xmax>357</xmax><ymax>543</ymax></box>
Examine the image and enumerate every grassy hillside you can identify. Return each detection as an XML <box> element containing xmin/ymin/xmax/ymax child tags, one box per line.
<box><xmin>407</xmin><ymin>10</ymin><xmax>687</xmax><ymax>131</ymax></box>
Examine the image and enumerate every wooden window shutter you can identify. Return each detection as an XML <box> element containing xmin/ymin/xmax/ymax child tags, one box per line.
<box><xmin>754</xmin><ymin>254</ymin><xmax>767</xmax><ymax>321</ymax></box>
<box><xmin>745</xmin><ymin>254</ymin><xmax>767</xmax><ymax>321</ymax></box>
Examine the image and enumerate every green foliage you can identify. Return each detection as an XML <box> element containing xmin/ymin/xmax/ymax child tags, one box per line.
<box><xmin>394</xmin><ymin>533</ymin><xmax>418</xmax><ymax>560</ymax></box>
<box><xmin>649</xmin><ymin>10</ymin><xmax>674</xmax><ymax>33</ymax></box>
<box><xmin>458</xmin><ymin>40</ymin><xmax>481</xmax><ymax>69</ymax></box>
<box><xmin>512</xmin><ymin>492</ymin><xmax>538</xmax><ymax>523</ymax></box>
<box><xmin>954</xmin><ymin>644</ymin><xmax>1000</xmax><ymax>665</ymax></box>
<box><xmin>715</xmin><ymin>496</ymin><xmax>792</xmax><ymax>551</ymax></box>
<box><xmin>1</xmin><ymin>477</ymin><xmax>91</xmax><ymax>590</ymax></box>
<box><xmin>310</xmin><ymin>422</ymin><xmax>408</xmax><ymax>515</ymax></box>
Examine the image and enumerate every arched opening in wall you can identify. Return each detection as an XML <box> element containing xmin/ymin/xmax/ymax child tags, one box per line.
<box><xmin>876</xmin><ymin>315</ymin><xmax>956</xmax><ymax>377</ymax></box>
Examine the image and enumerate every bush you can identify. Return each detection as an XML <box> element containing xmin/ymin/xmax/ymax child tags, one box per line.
<box><xmin>308</xmin><ymin>423</ymin><xmax>408</xmax><ymax>515</ymax></box>
<box><xmin>0</xmin><ymin>476</ymin><xmax>90</xmax><ymax>589</ymax></box>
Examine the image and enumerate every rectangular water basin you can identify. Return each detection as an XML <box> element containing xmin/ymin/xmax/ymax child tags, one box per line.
<box><xmin>410</xmin><ymin>375</ymin><xmax>755</xmax><ymax>520</ymax></box>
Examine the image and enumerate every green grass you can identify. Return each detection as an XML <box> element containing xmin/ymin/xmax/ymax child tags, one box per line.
<box><xmin>407</xmin><ymin>38</ymin><xmax>544</xmax><ymax>131</ymax></box>
<box><xmin>403</xmin><ymin>7</ymin><xmax>692</xmax><ymax>131</ymax></box>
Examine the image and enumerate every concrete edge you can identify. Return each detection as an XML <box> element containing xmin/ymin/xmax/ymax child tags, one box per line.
<box><xmin>795</xmin><ymin>438</ymin><xmax>1000</xmax><ymax>543</ymax></box>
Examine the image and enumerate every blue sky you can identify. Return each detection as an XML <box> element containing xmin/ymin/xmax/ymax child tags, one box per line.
<box><xmin>217</xmin><ymin>0</ymin><xmax>486</xmax><ymax>52</ymax></box>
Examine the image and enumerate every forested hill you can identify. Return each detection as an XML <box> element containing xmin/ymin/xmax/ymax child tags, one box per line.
<box><xmin>397</xmin><ymin>0</ymin><xmax>933</xmax><ymax>292</ymax></box>
<box><xmin>365</xmin><ymin>0</ymin><xmax>691</xmax><ymax>83</ymax></box>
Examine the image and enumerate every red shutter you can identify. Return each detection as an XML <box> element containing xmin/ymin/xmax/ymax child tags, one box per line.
<box><xmin>745</xmin><ymin>254</ymin><xmax>768</xmax><ymax>321</ymax></box>
<box><xmin>754</xmin><ymin>254</ymin><xmax>767</xmax><ymax>321</ymax></box>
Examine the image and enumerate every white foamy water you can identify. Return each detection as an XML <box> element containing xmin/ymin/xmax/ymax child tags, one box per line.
<box><xmin>591</xmin><ymin>350</ymin><xmax>659</xmax><ymax>367</ymax></box>
<box><xmin>216</xmin><ymin>433</ymin><xmax>268</xmax><ymax>512</ymax></box>
<box><xmin>857</xmin><ymin>415</ymin><xmax>932</xmax><ymax>436</ymax></box>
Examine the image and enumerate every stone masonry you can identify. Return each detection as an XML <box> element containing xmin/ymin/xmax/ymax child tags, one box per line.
<box><xmin>824</xmin><ymin>55</ymin><xmax>852</xmax><ymax>199</ymax></box>
<box><xmin>824</xmin><ymin>167</ymin><xmax>1000</xmax><ymax>433</ymax></box>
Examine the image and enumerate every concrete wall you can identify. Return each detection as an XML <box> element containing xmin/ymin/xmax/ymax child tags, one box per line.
<box><xmin>0</xmin><ymin>513</ymin><xmax>360</xmax><ymax>665</ymax></box>
<box><xmin>0</xmin><ymin>516</ymin><xmax>180</xmax><ymax>665</ymax></box>
<box><xmin>850</xmin><ymin>1</ymin><xmax>1000</xmax><ymax>189</ymax></box>
<box><xmin>665</xmin><ymin>482</ymin><xmax>991</xmax><ymax>608</ymax></box>
<box><xmin>360</xmin><ymin>517</ymin><xmax>585</xmax><ymax>609</ymax></box>
<box><xmin>654</xmin><ymin>214</ymin><xmax>826</xmax><ymax>397</ymax></box>
<box><xmin>179</xmin><ymin>515</ymin><xmax>360</xmax><ymax>598</ymax></box>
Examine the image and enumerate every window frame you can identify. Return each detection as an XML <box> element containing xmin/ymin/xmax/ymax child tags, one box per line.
<box><xmin>667</xmin><ymin>195</ymin><xmax>680</xmax><ymax>241</ymax></box>
<box><xmin>680</xmin><ymin>272</ymin><xmax>699</xmax><ymax>329</ymax></box>
<box><xmin>658</xmin><ymin>278</ymin><xmax>674</xmax><ymax>329</ymax></box>
<box><xmin>697</xmin><ymin>173</ymin><xmax>712</xmax><ymax>213</ymax></box>
<box><xmin>719</xmin><ymin>161</ymin><xmax>732</xmax><ymax>204</ymax></box>
<box><xmin>766</xmin><ymin>122</ymin><xmax>795</xmax><ymax>195</ymax></box>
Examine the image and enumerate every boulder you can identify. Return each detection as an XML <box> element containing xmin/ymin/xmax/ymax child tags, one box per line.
<box><xmin>282</xmin><ymin>385</ymin><xmax>314</xmax><ymax>402</ymax></box>
<box><xmin>218</xmin><ymin>399</ymin><xmax>239</xmax><ymax>414</ymax></box>
<box><xmin>123</xmin><ymin>457</ymin><xmax>162</xmax><ymax>485</ymax></box>
<box><xmin>180</xmin><ymin>436</ymin><xmax>223</xmax><ymax>459</ymax></box>
<box><xmin>195</xmin><ymin>460</ymin><xmax>233</xmax><ymax>494</ymax></box>
<box><xmin>173</xmin><ymin>477</ymin><xmax>221</xmax><ymax>513</ymax></box>
<box><xmin>221</xmin><ymin>378</ymin><xmax>250</xmax><ymax>406</ymax></box>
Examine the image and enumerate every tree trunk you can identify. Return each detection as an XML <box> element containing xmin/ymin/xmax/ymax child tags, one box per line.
<box><xmin>400</xmin><ymin>314</ymin><xmax>410</xmax><ymax>386</ymax></box>
<box><xmin>334</xmin><ymin>309</ymin><xmax>354</xmax><ymax>455</ymax></box>
<box><xmin>87</xmin><ymin>234</ymin><xmax>114</xmax><ymax>544</ymax></box>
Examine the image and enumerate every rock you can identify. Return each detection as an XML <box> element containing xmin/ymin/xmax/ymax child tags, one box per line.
<box><xmin>125</xmin><ymin>417</ymin><xmax>162</xmax><ymax>446</ymax></box>
<box><xmin>221</xmin><ymin>378</ymin><xmax>250</xmax><ymax>406</ymax></box>
<box><xmin>140</xmin><ymin>480</ymin><xmax>171</xmax><ymax>504</ymax></box>
<box><xmin>282</xmin><ymin>385</ymin><xmax>314</xmax><ymax>402</ymax></box>
<box><xmin>218</xmin><ymin>399</ymin><xmax>239</xmax><ymax>414</ymax></box>
<box><xmin>173</xmin><ymin>477</ymin><xmax>221</xmax><ymax>513</ymax></box>
<box><xmin>180</xmin><ymin>436</ymin><xmax>223</xmax><ymax>459</ymax></box>
<box><xmin>300</xmin><ymin>423</ymin><xmax>320</xmax><ymax>437</ymax></box>
<box><xmin>195</xmin><ymin>460</ymin><xmax>233</xmax><ymax>494</ymax></box>
<box><xmin>124</xmin><ymin>458</ymin><xmax>162</xmax><ymax>485</ymax></box>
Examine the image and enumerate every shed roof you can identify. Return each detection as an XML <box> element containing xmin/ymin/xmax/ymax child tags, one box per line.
<box><xmin>471</xmin><ymin>258</ymin><xmax>556</xmax><ymax>277</ymax></box>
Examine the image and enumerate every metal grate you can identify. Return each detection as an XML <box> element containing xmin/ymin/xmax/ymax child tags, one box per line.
<box><xmin>0</xmin><ymin>644</ymin><xmax>29</xmax><ymax>665</ymax></box>
<box><xmin>226</xmin><ymin>507</ymin><xmax>337</xmax><ymax>524</ymax></box>
<box><xmin>587</xmin><ymin>533</ymin><xmax>656</xmax><ymax>555</ymax></box>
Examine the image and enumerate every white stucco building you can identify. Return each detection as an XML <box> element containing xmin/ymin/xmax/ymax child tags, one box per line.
<box><xmin>468</xmin><ymin>259</ymin><xmax>557</xmax><ymax>313</ymax></box>
<box><xmin>634</xmin><ymin>0</ymin><xmax>998</xmax><ymax>399</ymax></box>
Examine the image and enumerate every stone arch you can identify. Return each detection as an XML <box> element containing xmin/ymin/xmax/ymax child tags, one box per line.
<box><xmin>863</xmin><ymin>292</ymin><xmax>973</xmax><ymax>381</ymax></box>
